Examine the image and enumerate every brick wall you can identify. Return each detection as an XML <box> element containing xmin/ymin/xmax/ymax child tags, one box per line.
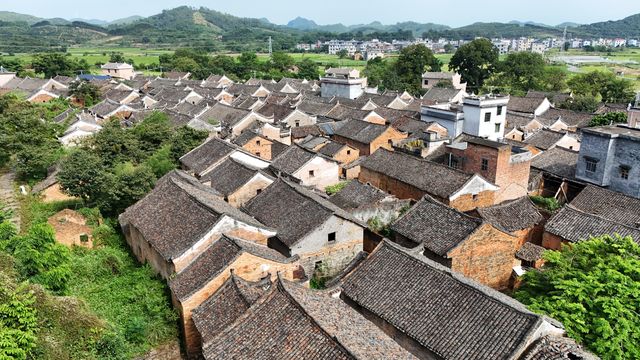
<box><xmin>358</xmin><ymin>167</ymin><xmax>427</xmax><ymax>201</ymax></box>
<box><xmin>228</xmin><ymin>177</ymin><xmax>273</xmax><ymax>208</ymax></box>
<box><xmin>448</xmin><ymin>223</ymin><xmax>520</xmax><ymax>290</ymax></box>
<box><xmin>241</xmin><ymin>136</ymin><xmax>274</xmax><ymax>160</ymax></box>
<box><xmin>123</xmin><ymin>224</ymin><xmax>174</xmax><ymax>280</ymax></box>
<box><xmin>449</xmin><ymin>191</ymin><xmax>496</xmax><ymax>212</ymax></box>
<box><xmin>542</xmin><ymin>232</ymin><xmax>566</xmax><ymax>250</ymax></box>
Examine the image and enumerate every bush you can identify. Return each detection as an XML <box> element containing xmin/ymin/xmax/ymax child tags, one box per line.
<box><xmin>325</xmin><ymin>181</ymin><xmax>347</xmax><ymax>195</ymax></box>
<box><xmin>530</xmin><ymin>195</ymin><xmax>561</xmax><ymax>212</ymax></box>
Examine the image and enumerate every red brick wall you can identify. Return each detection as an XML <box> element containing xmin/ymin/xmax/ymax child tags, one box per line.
<box><xmin>542</xmin><ymin>232</ymin><xmax>566</xmax><ymax>250</ymax></box>
<box><xmin>448</xmin><ymin>223</ymin><xmax>519</xmax><ymax>290</ymax></box>
<box><xmin>449</xmin><ymin>191</ymin><xmax>496</xmax><ymax>212</ymax></box>
<box><xmin>358</xmin><ymin>167</ymin><xmax>427</xmax><ymax>201</ymax></box>
<box><xmin>241</xmin><ymin>136</ymin><xmax>274</xmax><ymax>160</ymax></box>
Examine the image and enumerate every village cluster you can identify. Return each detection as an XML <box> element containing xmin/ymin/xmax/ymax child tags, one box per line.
<box><xmin>296</xmin><ymin>36</ymin><xmax>640</xmax><ymax>59</ymax></box>
<box><xmin>4</xmin><ymin>60</ymin><xmax>639</xmax><ymax>359</ymax></box>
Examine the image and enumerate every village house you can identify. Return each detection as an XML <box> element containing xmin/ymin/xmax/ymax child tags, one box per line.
<box><xmin>232</xmin><ymin>130</ymin><xmax>289</xmax><ymax>161</ymax></box>
<box><xmin>329</xmin><ymin>180</ymin><xmax>410</xmax><ymax>225</ymax></box>
<box><xmin>47</xmin><ymin>209</ymin><xmax>94</xmax><ymax>248</ymax></box>
<box><xmin>269</xmin><ymin>144</ymin><xmax>340</xmax><ymax>189</ymax></box>
<box><xmin>529</xmin><ymin>146</ymin><xmax>582</xmax><ymax>199</ymax></box>
<box><xmin>340</xmin><ymin>240</ymin><xmax>568</xmax><ymax>359</ymax></box>
<box><xmin>198</xmin><ymin>275</ymin><xmax>416</xmax><ymax>360</ymax></box>
<box><xmin>627</xmin><ymin>94</ymin><xmax>640</xmax><ymax>128</ymax></box>
<box><xmin>196</xmin><ymin>102</ymin><xmax>272</xmax><ymax>137</ymax></box>
<box><xmin>179</xmin><ymin>137</ymin><xmax>270</xmax><ymax>179</ymax></box>
<box><xmin>421</xmin><ymin>71</ymin><xmax>466</xmax><ymax>92</ymax></box>
<box><xmin>89</xmin><ymin>99</ymin><xmax>137</xmax><ymax>120</ymax></box>
<box><xmin>359</xmin><ymin>148</ymin><xmax>499</xmax><ymax>211</ymax></box>
<box><xmin>200</xmin><ymin>158</ymin><xmax>275</xmax><ymax>208</ymax></box>
<box><xmin>507</xmin><ymin>96</ymin><xmax>551</xmax><ymax>117</ymax></box>
<box><xmin>543</xmin><ymin>185</ymin><xmax>640</xmax><ymax>249</ymax></box>
<box><xmin>31</xmin><ymin>167</ymin><xmax>76</xmax><ymax>203</ymax></box>
<box><xmin>321</xmin><ymin>68</ymin><xmax>367</xmax><ymax>100</ymax></box>
<box><xmin>243</xmin><ymin>179</ymin><xmax>365</xmax><ymax>277</ymax></box>
<box><xmin>504</xmin><ymin>112</ymin><xmax>544</xmax><ymax>141</ymax></box>
<box><xmin>100</xmin><ymin>62</ymin><xmax>135</xmax><ymax>80</ymax></box>
<box><xmin>332</xmin><ymin>119</ymin><xmax>407</xmax><ymax>155</ymax></box>
<box><xmin>390</xmin><ymin>196</ymin><xmax>520</xmax><ymax>289</ymax></box>
<box><xmin>575</xmin><ymin>125</ymin><xmax>640</xmax><ymax>198</ymax></box>
<box><xmin>422</xmin><ymin>87</ymin><xmax>468</xmax><ymax>105</ymax></box>
<box><xmin>256</xmin><ymin>102</ymin><xmax>317</xmax><ymax>128</ymax></box>
<box><xmin>118</xmin><ymin>170</ymin><xmax>277</xmax><ymax>280</ymax></box>
<box><xmin>473</xmin><ymin>196</ymin><xmax>545</xmax><ymax>247</ymax></box>
<box><xmin>524</xmin><ymin>128</ymin><xmax>580</xmax><ymax>152</ymax></box>
<box><xmin>421</xmin><ymin>94</ymin><xmax>510</xmax><ymax>141</ymax></box>
<box><xmin>168</xmin><ymin>235</ymin><xmax>301</xmax><ymax>358</ymax></box>
<box><xmin>444</xmin><ymin>137</ymin><xmax>532</xmax><ymax>203</ymax></box>
<box><xmin>59</xmin><ymin>112</ymin><xmax>102</xmax><ymax>147</ymax></box>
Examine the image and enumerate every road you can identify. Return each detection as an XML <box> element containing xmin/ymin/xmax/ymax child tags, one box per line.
<box><xmin>0</xmin><ymin>170</ymin><xmax>20</xmax><ymax>231</ymax></box>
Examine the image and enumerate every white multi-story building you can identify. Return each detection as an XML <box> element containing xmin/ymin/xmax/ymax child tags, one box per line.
<box><xmin>531</xmin><ymin>43</ymin><xmax>547</xmax><ymax>54</ymax></box>
<box><xmin>327</xmin><ymin>40</ymin><xmax>359</xmax><ymax>55</ymax></box>
<box><xmin>492</xmin><ymin>40</ymin><xmax>511</xmax><ymax>55</ymax></box>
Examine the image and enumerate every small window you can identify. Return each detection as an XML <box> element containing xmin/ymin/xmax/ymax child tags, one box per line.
<box><xmin>495</xmin><ymin>123</ymin><xmax>501</xmax><ymax>133</ymax></box>
<box><xmin>328</xmin><ymin>232</ymin><xmax>336</xmax><ymax>243</ymax></box>
<box><xmin>481</xmin><ymin>158</ymin><xmax>489</xmax><ymax>171</ymax></box>
<box><xmin>223</xmin><ymin>196</ymin><xmax>229</xmax><ymax>203</ymax></box>
<box><xmin>620</xmin><ymin>166</ymin><xmax>630</xmax><ymax>180</ymax></box>
<box><xmin>309</xmin><ymin>170</ymin><xmax>315</xmax><ymax>177</ymax></box>
<box><xmin>314</xmin><ymin>261</ymin><xmax>323</xmax><ymax>270</ymax></box>
<box><xmin>472</xmin><ymin>194</ymin><xmax>479</xmax><ymax>201</ymax></box>
<box><xmin>388</xmin><ymin>139</ymin><xmax>393</xmax><ymax>146</ymax></box>
<box><xmin>585</xmin><ymin>158</ymin><xmax>598</xmax><ymax>173</ymax></box>
<box><xmin>256</xmin><ymin>188</ymin><xmax>263</xmax><ymax>195</ymax></box>
<box><xmin>255</xmin><ymin>152</ymin><xmax>261</xmax><ymax>157</ymax></box>
<box><xmin>346</xmin><ymin>150</ymin><xmax>351</xmax><ymax>155</ymax></box>
<box><xmin>79</xmin><ymin>234</ymin><xmax>89</xmax><ymax>243</ymax></box>
<box><xmin>497</xmin><ymin>106</ymin><xmax>503</xmax><ymax>116</ymax></box>
<box><xmin>424</xmin><ymin>79</ymin><xmax>429</xmax><ymax>85</ymax></box>
<box><xmin>295</xmin><ymin>121</ymin><xmax>300</xmax><ymax>127</ymax></box>
<box><xmin>256</xmin><ymin>140</ymin><xmax>261</xmax><ymax>146</ymax></box>
<box><xmin>484</xmin><ymin>112</ymin><xmax>492</xmax><ymax>122</ymax></box>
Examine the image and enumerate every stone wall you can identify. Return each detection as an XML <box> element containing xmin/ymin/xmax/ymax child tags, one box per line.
<box><xmin>241</xmin><ymin>136</ymin><xmax>274</xmax><ymax>160</ymax></box>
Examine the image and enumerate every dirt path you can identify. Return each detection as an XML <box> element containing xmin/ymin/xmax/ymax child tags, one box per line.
<box><xmin>0</xmin><ymin>170</ymin><xmax>20</xmax><ymax>231</ymax></box>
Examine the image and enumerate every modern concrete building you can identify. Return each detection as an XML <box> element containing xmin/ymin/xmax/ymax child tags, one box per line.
<box><xmin>576</xmin><ymin>125</ymin><xmax>640</xmax><ymax>198</ymax></box>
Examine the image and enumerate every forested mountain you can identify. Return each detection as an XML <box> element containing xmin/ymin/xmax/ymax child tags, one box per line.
<box><xmin>0</xmin><ymin>6</ymin><xmax>638</xmax><ymax>53</ymax></box>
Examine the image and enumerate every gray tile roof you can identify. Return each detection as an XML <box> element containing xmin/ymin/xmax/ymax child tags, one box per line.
<box><xmin>333</xmin><ymin>119</ymin><xmax>389</xmax><ymax>144</ymax></box>
<box><xmin>296</xmin><ymin>99</ymin><xmax>336</xmax><ymax>116</ymax></box>
<box><xmin>515</xmin><ymin>242</ymin><xmax>546</xmax><ymax>263</ymax></box>
<box><xmin>192</xmin><ymin>275</ymin><xmax>272</xmax><ymax>344</ymax></box>
<box><xmin>477</xmin><ymin>197</ymin><xmax>544</xmax><ymax>233</ymax></box>
<box><xmin>530</xmin><ymin>147</ymin><xmax>578</xmax><ymax>179</ymax></box>
<box><xmin>270</xmin><ymin>144</ymin><xmax>318</xmax><ymax>175</ymax></box>
<box><xmin>203</xmin><ymin>158</ymin><xmax>269</xmax><ymax>196</ymax></box>
<box><xmin>179</xmin><ymin>138</ymin><xmax>236</xmax><ymax>176</ymax></box>
<box><xmin>198</xmin><ymin>102</ymin><xmax>250</xmax><ymax>128</ymax></box>
<box><xmin>539</xmin><ymin>108</ymin><xmax>593</xmax><ymax>128</ymax></box>
<box><xmin>545</xmin><ymin>205</ymin><xmax>640</xmax><ymax>244</ymax></box>
<box><xmin>524</xmin><ymin>129</ymin><xmax>566</xmax><ymax>150</ymax></box>
<box><xmin>243</xmin><ymin>179</ymin><xmax>360</xmax><ymax>247</ymax></box>
<box><xmin>508</xmin><ymin>96</ymin><xmax>546</xmax><ymax>114</ymax></box>
<box><xmin>341</xmin><ymin>240</ymin><xmax>543</xmax><ymax>360</ymax></box>
<box><xmin>392</xmin><ymin>196</ymin><xmax>483</xmax><ymax>255</ymax></box>
<box><xmin>256</xmin><ymin>102</ymin><xmax>295</xmax><ymax>121</ymax></box>
<box><xmin>570</xmin><ymin>185</ymin><xmax>640</xmax><ymax>227</ymax></box>
<box><xmin>361</xmin><ymin>149</ymin><xmax>475</xmax><ymax>199</ymax></box>
<box><xmin>329</xmin><ymin>180</ymin><xmax>388</xmax><ymax>210</ymax></box>
<box><xmin>423</xmin><ymin>87</ymin><xmax>463</xmax><ymax>103</ymax></box>
<box><xmin>519</xmin><ymin>335</ymin><xmax>598</xmax><ymax>360</ymax></box>
<box><xmin>317</xmin><ymin>140</ymin><xmax>348</xmax><ymax>157</ymax></box>
<box><xmin>326</xmin><ymin>104</ymin><xmax>370</xmax><ymax>121</ymax></box>
<box><xmin>120</xmin><ymin>171</ymin><xmax>265</xmax><ymax>261</ymax></box>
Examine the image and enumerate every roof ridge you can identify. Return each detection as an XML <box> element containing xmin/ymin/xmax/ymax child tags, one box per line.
<box><xmin>563</xmin><ymin>204</ymin><xmax>640</xmax><ymax>232</ymax></box>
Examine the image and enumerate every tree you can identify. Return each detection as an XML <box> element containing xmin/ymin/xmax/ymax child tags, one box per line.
<box><xmin>449</xmin><ymin>39</ymin><xmax>499</xmax><ymax>92</ymax></box>
<box><xmin>57</xmin><ymin>150</ymin><xmax>108</xmax><ymax>202</ymax></box>
<box><xmin>443</xmin><ymin>43</ymin><xmax>454</xmax><ymax>54</ymax></box>
<box><xmin>540</xmin><ymin>67</ymin><xmax>568</xmax><ymax>92</ymax></box>
<box><xmin>237</xmin><ymin>52</ymin><xmax>260</xmax><ymax>79</ymax></box>
<box><xmin>336</xmin><ymin>49</ymin><xmax>349</xmax><ymax>59</ymax></box>
<box><xmin>168</xmin><ymin>126</ymin><xmax>208</xmax><ymax>163</ymax></box>
<box><xmin>68</xmin><ymin>80</ymin><xmax>101</xmax><ymax>107</ymax></box>
<box><xmin>497</xmin><ymin>52</ymin><xmax>546</xmax><ymax>94</ymax></box>
<box><xmin>363</xmin><ymin>57</ymin><xmax>390</xmax><ymax>89</ymax></box>
<box><xmin>89</xmin><ymin>119</ymin><xmax>143</xmax><ymax>166</ymax></box>
<box><xmin>132</xmin><ymin>112</ymin><xmax>172</xmax><ymax>156</ymax></box>
<box><xmin>393</xmin><ymin>44</ymin><xmax>441</xmax><ymax>95</ymax></box>
<box><xmin>270</xmin><ymin>52</ymin><xmax>295</xmax><ymax>73</ymax></box>
<box><xmin>515</xmin><ymin>235</ymin><xmax>640</xmax><ymax>359</ymax></box>
<box><xmin>589</xmin><ymin>112</ymin><xmax>628</xmax><ymax>127</ymax></box>
<box><xmin>296</xmin><ymin>58</ymin><xmax>319</xmax><ymax>80</ymax></box>
<box><xmin>31</xmin><ymin>53</ymin><xmax>80</xmax><ymax>78</ymax></box>
<box><xmin>99</xmin><ymin>163</ymin><xmax>156</xmax><ymax>216</ymax></box>
<box><xmin>558</xmin><ymin>95</ymin><xmax>600</xmax><ymax>113</ymax></box>
<box><xmin>109</xmin><ymin>52</ymin><xmax>126</xmax><ymax>63</ymax></box>
<box><xmin>0</xmin><ymin>278</ymin><xmax>38</xmax><ymax>360</ymax></box>
<box><xmin>568</xmin><ymin>71</ymin><xmax>635</xmax><ymax>104</ymax></box>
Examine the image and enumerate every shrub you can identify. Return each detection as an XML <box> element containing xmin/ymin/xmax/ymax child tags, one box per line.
<box><xmin>530</xmin><ymin>195</ymin><xmax>561</xmax><ymax>212</ymax></box>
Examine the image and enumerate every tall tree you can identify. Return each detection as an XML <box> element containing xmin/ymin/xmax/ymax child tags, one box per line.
<box><xmin>449</xmin><ymin>39</ymin><xmax>499</xmax><ymax>92</ymax></box>
<box><xmin>68</xmin><ymin>80</ymin><xmax>101</xmax><ymax>107</ymax></box>
<box><xmin>297</xmin><ymin>58</ymin><xmax>320</xmax><ymax>80</ymax></box>
<box><xmin>31</xmin><ymin>53</ymin><xmax>80</xmax><ymax>78</ymax></box>
<box><xmin>394</xmin><ymin>44</ymin><xmax>441</xmax><ymax>95</ymax></box>
<box><xmin>515</xmin><ymin>235</ymin><xmax>640</xmax><ymax>359</ymax></box>
<box><xmin>568</xmin><ymin>71</ymin><xmax>635</xmax><ymax>103</ymax></box>
<box><xmin>496</xmin><ymin>52</ymin><xmax>546</xmax><ymax>94</ymax></box>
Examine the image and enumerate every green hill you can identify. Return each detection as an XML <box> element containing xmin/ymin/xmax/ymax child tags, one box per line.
<box><xmin>0</xmin><ymin>11</ymin><xmax>41</xmax><ymax>24</ymax></box>
<box><xmin>575</xmin><ymin>14</ymin><xmax>640</xmax><ymax>38</ymax></box>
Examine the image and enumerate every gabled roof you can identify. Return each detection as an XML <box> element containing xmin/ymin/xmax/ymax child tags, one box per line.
<box><xmin>333</xmin><ymin>119</ymin><xmax>389</xmax><ymax>144</ymax></box>
<box><xmin>570</xmin><ymin>185</ymin><xmax>640</xmax><ymax>227</ymax></box>
<box><xmin>519</xmin><ymin>335</ymin><xmax>598</xmax><ymax>360</ymax></box>
<box><xmin>340</xmin><ymin>240</ymin><xmax>544</xmax><ymax>360</ymax></box>
<box><xmin>329</xmin><ymin>180</ymin><xmax>389</xmax><ymax>211</ymax></box>
<box><xmin>270</xmin><ymin>144</ymin><xmax>327</xmax><ymax>175</ymax></box>
<box><xmin>361</xmin><ymin>149</ymin><xmax>478</xmax><ymax>199</ymax></box>
<box><xmin>198</xmin><ymin>102</ymin><xmax>251</xmax><ymax>128</ymax></box>
<box><xmin>422</xmin><ymin>71</ymin><xmax>454</xmax><ymax>79</ymax></box>
<box><xmin>476</xmin><ymin>197</ymin><xmax>544</xmax><ymax>233</ymax></box>
<box><xmin>203</xmin><ymin>158</ymin><xmax>273</xmax><ymax>197</ymax></box>
<box><xmin>243</xmin><ymin>179</ymin><xmax>361</xmax><ymax>247</ymax></box>
<box><xmin>256</xmin><ymin>102</ymin><xmax>295</xmax><ymax>121</ymax></box>
<box><xmin>524</xmin><ymin>129</ymin><xmax>567</xmax><ymax>150</ymax></box>
<box><xmin>192</xmin><ymin>275</ymin><xmax>272</xmax><ymax>343</ymax></box>
<box><xmin>539</xmin><ymin>108</ymin><xmax>593</xmax><ymax>128</ymax></box>
<box><xmin>530</xmin><ymin>147</ymin><xmax>578</xmax><ymax>179</ymax></box>
<box><xmin>508</xmin><ymin>96</ymin><xmax>547</xmax><ymax>114</ymax></box>
<box><xmin>202</xmin><ymin>275</ymin><xmax>416</xmax><ymax>360</ymax></box>
<box><xmin>326</xmin><ymin>104</ymin><xmax>370</xmax><ymax>121</ymax></box>
<box><xmin>317</xmin><ymin>140</ymin><xmax>350</xmax><ymax>157</ymax></box>
<box><xmin>169</xmin><ymin>236</ymin><xmax>291</xmax><ymax>301</ymax></box>
<box><xmin>422</xmin><ymin>87</ymin><xmax>463</xmax><ymax>103</ymax></box>
<box><xmin>392</xmin><ymin>196</ymin><xmax>483</xmax><ymax>255</ymax></box>
<box><xmin>120</xmin><ymin>170</ymin><xmax>266</xmax><ymax>261</ymax></box>
<box><xmin>179</xmin><ymin>138</ymin><xmax>237</xmax><ymax>176</ymax></box>
<box><xmin>545</xmin><ymin>205</ymin><xmax>640</xmax><ymax>244</ymax></box>
<box><xmin>296</xmin><ymin>99</ymin><xmax>336</xmax><ymax>116</ymax></box>
<box><xmin>516</xmin><ymin>242</ymin><xmax>546</xmax><ymax>263</ymax></box>
<box><xmin>101</xmin><ymin>62</ymin><xmax>133</xmax><ymax>70</ymax></box>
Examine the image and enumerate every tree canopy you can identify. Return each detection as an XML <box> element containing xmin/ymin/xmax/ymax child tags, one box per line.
<box><xmin>515</xmin><ymin>235</ymin><xmax>640</xmax><ymax>359</ymax></box>
<box><xmin>449</xmin><ymin>38</ymin><xmax>499</xmax><ymax>92</ymax></box>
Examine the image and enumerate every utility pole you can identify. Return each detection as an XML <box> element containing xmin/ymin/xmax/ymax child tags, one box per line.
<box><xmin>268</xmin><ymin>36</ymin><xmax>273</xmax><ymax>57</ymax></box>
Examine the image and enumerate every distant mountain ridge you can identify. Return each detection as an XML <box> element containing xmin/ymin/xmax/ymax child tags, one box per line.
<box><xmin>286</xmin><ymin>16</ymin><xmax>450</xmax><ymax>34</ymax></box>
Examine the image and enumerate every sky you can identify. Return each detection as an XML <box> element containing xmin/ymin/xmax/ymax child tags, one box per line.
<box><xmin>4</xmin><ymin>0</ymin><xmax>640</xmax><ymax>27</ymax></box>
